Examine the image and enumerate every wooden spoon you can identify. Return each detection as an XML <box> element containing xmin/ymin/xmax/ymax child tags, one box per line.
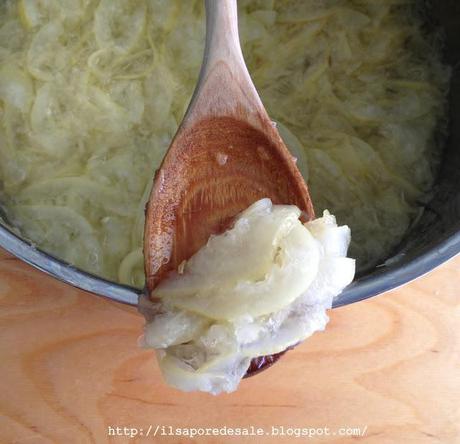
<box><xmin>144</xmin><ymin>0</ymin><xmax>314</xmax><ymax>375</ymax></box>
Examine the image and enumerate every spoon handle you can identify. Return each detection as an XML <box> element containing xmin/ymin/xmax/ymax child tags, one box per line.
<box><xmin>184</xmin><ymin>0</ymin><xmax>264</xmax><ymax>127</ymax></box>
<box><xmin>203</xmin><ymin>0</ymin><xmax>245</xmax><ymax>71</ymax></box>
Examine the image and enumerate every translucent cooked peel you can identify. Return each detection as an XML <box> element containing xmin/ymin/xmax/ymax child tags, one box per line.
<box><xmin>276</xmin><ymin>120</ymin><xmax>309</xmax><ymax>182</ymax></box>
<box><xmin>143</xmin><ymin>311</ymin><xmax>209</xmax><ymax>349</ymax></box>
<box><xmin>0</xmin><ymin>65</ymin><xmax>33</xmax><ymax>112</ymax></box>
<box><xmin>157</xmin><ymin>351</ymin><xmax>251</xmax><ymax>395</ymax></box>
<box><xmin>15</xmin><ymin>177</ymin><xmax>137</xmax><ymax>218</ymax></box>
<box><xmin>9</xmin><ymin>204</ymin><xmax>104</xmax><ymax>274</ymax></box>
<box><xmin>85</xmin><ymin>81</ymin><xmax>145</xmax><ymax>130</ymax></box>
<box><xmin>0</xmin><ymin>20</ymin><xmax>26</xmax><ymax>52</ymax></box>
<box><xmin>157</xmin><ymin>222</ymin><xmax>321</xmax><ymax>320</ymax></box>
<box><xmin>27</xmin><ymin>21</ymin><xmax>69</xmax><ymax>81</ymax></box>
<box><xmin>141</xmin><ymin>199</ymin><xmax>356</xmax><ymax>395</ymax></box>
<box><xmin>154</xmin><ymin>199</ymin><xmax>303</xmax><ymax>297</ymax></box>
<box><xmin>19</xmin><ymin>0</ymin><xmax>90</xmax><ymax>28</ymax></box>
<box><xmin>94</xmin><ymin>0</ymin><xmax>146</xmax><ymax>53</ymax></box>
<box><xmin>240</xmin><ymin>304</ymin><xmax>330</xmax><ymax>357</ymax></box>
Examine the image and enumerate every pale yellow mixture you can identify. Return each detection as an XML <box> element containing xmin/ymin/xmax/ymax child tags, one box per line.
<box><xmin>0</xmin><ymin>0</ymin><xmax>450</xmax><ymax>287</ymax></box>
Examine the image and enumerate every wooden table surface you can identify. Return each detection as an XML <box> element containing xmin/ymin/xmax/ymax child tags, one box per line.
<box><xmin>0</xmin><ymin>249</ymin><xmax>459</xmax><ymax>444</ymax></box>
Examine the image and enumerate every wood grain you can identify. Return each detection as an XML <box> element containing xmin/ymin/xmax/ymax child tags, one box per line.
<box><xmin>0</xmin><ymin>248</ymin><xmax>459</xmax><ymax>444</ymax></box>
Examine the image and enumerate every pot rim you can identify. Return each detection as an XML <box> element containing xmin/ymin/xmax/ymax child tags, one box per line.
<box><xmin>0</xmin><ymin>222</ymin><xmax>459</xmax><ymax>308</ymax></box>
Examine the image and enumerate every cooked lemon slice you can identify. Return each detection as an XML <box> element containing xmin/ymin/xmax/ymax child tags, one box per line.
<box><xmin>142</xmin><ymin>310</ymin><xmax>208</xmax><ymax>349</ymax></box>
<box><xmin>154</xmin><ymin>200</ymin><xmax>303</xmax><ymax>298</ymax></box>
<box><xmin>158</xmin><ymin>350</ymin><xmax>249</xmax><ymax>394</ymax></box>
<box><xmin>19</xmin><ymin>0</ymin><xmax>44</xmax><ymax>28</ymax></box>
<box><xmin>0</xmin><ymin>65</ymin><xmax>33</xmax><ymax>112</ymax></box>
<box><xmin>108</xmin><ymin>80</ymin><xmax>144</xmax><ymax>124</ymax></box>
<box><xmin>241</xmin><ymin>306</ymin><xmax>329</xmax><ymax>357</ymax></box>
<box><xmin>0</xmin><ymin>20</ymin><xmax>26</xmax><ymax>51</ymax></box>
<box><xmin>19</xmin><ymin>0</ymin><xmax>89</xmax><ymax>29</ymax></box>
<box><xmin>29</xmin><ymin>83</ymin><xmax>78</xmax><ymax>155</ymax></box>
<box><xmin>81</xmin><ymin>80</ymin><xmax>144</xmax><ymax>133</ymax></box>
<box><xmin>30</xmin><ymin>83</ymin><xmax>61</xmax><ymax>133</ymax></box>
<box><xmin>27</xmin><ymin>21</ymin><xmax>69</xmax><ymax>81</ymax></box>
<box><xmin>160</xmin><ymin>224</ymin><xmax>320</xmax><ymax>320</ymax></box>
<box><xmin>94</xmin><ymin>0</ymin><xmax>146</xmax><ymax>53</ymax></box>
<box><xmin>16</xmin><ymin>177</ymin><xmax>137</xmax><ymax>218</ymax></box>
<box><xmin>276</xmin><ymin>120</ymin><xmax>309</xmax><ymax>182</ymax></box>
<box><xmin>10</xmin><ymin>204</ymin><xmax>104</xmax><ymax>275</ymax></box>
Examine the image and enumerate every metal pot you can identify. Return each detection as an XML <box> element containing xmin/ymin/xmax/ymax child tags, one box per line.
<box><xmin>0</xmin><ymin>1</ymin><xmax>459</xmax><ymax>307</ymax></box>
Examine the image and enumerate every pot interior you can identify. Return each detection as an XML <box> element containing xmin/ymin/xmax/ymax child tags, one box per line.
<box><xmin>0</xmin><ymin>1</ymin><xmax>458</xmax><ymax>305</ymax></box>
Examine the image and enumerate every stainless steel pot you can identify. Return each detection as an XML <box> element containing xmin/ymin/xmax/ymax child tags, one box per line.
<box><xmin>0</xmin><ymin>1</ymin><xmax>459</xmax><ymax>307</ymax></box>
